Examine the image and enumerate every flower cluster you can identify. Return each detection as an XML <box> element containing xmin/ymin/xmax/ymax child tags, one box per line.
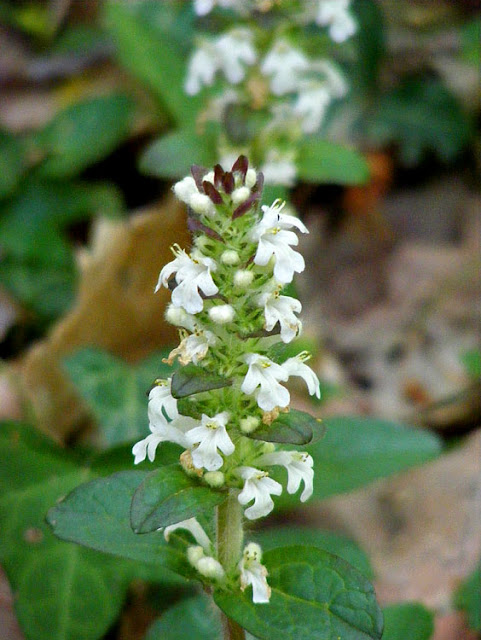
<box><xmin>186</xmin><ymin>1</ymin><xmax>356</xmax><ymax>185</ymax></box>
<box><xmin>133</xmin><ymin>156</ymin><xmax>319</xmax><ymax>601</ymax></box>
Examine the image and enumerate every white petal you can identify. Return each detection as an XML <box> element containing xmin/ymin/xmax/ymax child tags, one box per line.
<box><xmin>163</xmin><ymin>517</ymin><xmax>212</xmax><ymax>552</ymax></box>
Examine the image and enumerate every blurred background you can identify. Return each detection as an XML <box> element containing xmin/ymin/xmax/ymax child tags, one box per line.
<box><xmin>0</xmin><ymin>1</ymin><xmax>480</xmax><ymax>639</ymax></box>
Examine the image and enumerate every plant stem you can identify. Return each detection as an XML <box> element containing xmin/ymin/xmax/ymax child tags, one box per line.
<box><xmin>217</xmin><ymin>489</ymin><xmax>245</xmax><ymax>640</ymax></box>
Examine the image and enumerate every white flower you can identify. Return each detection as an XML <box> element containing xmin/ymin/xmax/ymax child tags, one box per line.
<box><xmin>236</xmin><ymin>466</ymin><xmax>282</xmax><ymax>519</ymax></box>
<box><xmin>185</xmin><ymin>29</ymin><xmax>256</xmax><ymax>95</ymax></box>
<box><xmin>216</xmin><ymin>29</ymin><xmax>257</xmax><ymax>85</ymax></box>
<box><xmin>148</xmin><ymin>380</ymin><xmax>178</xmax><ymax>422</ymax></box>
<box><xmin>316</xmin><ymin>0</ymin><xmax>357</xmax><ymax>43</ymax></box>
<box><xmin>185</xmin><ymin>411</ymin><xmax>235</xmax><ymax>471</ymax></box>
<box><xmin>239</xmin><ymin>542</ymin><xmax>271</xmax><ymax>603</ymax></box>
<box><xmin>241</xmin><ymin>353</ymin><xmax>290</xmax><ymax>411</ymax></box>
<box><xmin>258</xmin><ymin>291</ymin><xmax>302</xmax><ymax>342</ymax></box>
<box><xmin>282</xmin><ymin>352</ymin><xmax>321</xmax><ymax>399</ymax></box>
<box><xmin>163</xmin><ymin>517</ymin><xmax>212</xmax><ymax>552</ymax></box>
<box><xmin>293</xmin><ymin>81</ymin><xmax>331</xmax><ymax>134</ymax></box>
<box><xmin>260</xmin><ymin>149</ymin><xmax>297</xmax><ymax>187</ymax></box>
<box><xmin>208</xmin><ymin>304</ymin><xmax>235</xmax><ymax>325</ymax></box>
<box><xmin>132</xmin><ymin>414</ymin><xmax>197</xmax><ymax>464</ymax></box>
<box><xmin>156</xmin><ymin>247</ymin><xmax>218</xmax><ymax>314</ymax></box>
<box><xmin>257</xmin><ymin>450</ymin><xmax>314</xmax><ymax>502</ymax></box>
<box><xmin>261</xmin><ymin>40</ymin><xmax>309</xmax><ymax>95</ymax></box>
<box><xmin>251</xmin><ymin>200</ymin><xmax>308</xmax><ymax>283</ymax></box>
<box><xmin>168</xmin><ymin>329</ymin><xmax>216</xmax><ymax>365</ymax></box>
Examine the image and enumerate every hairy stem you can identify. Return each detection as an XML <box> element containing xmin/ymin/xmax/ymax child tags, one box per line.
<box><xmin>217</xmin><ymin>489</ymin><xmax>245</xmax><ymax>640</ymax></box>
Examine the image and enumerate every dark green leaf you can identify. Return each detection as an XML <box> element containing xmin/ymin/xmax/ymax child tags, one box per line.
<box><xmin>145</xmin><ymin>594</ymin><xmax>222</xmax><ymax>640</ymax></box>
<box><xmin>370</xmin><ymin>77</ymin><xmax>472</xmax><ymax>166</ymax></box>
<box><xmin>276</xmin><ymin>416</ymin><xmax>442</xmax><ymax>506</ymax></box>
<box><xmin>253</xmin><ymin>527</ymin><xmax>373</xmax><ymax>579</ymax></box>
<box><xmin>214</xmin><ymin>545</ymin><xmax>383</xmax><ymax>640</ymax></box>
<box><xmin>62</xmin><ymin>347</ymin><xmax>175</xmax><ymax>447</ymax></box>
<box><xmin>48</xmin><ymin>470</ymin><xmax>192</xmax><ymax>580</ymax></box>
<box><xmin>382</xmin><ymin>603</ymin><xmax>434</xmax><ymax>640</ymax></box>
<box><xmin>0</xmin><ymin>131</ymin><xmax>26</xmax><ymax>198</ymax></box>
<box><xmin>0</xmin><ymin>422</ymin><xmax>133</xmax><ymax>640</ymax></box>
<box><xmin>248</xmin><ymin>409</ymin><xmax>325</xmax><ymax>445</ymax></box>
<box><xmin>454</xmin><ymin>563</ymin><xmax>481</xmax><ymax>631</ymax></box>
<box><xmin>297</xmin><ymin>138</ymin><xmax>370</xmax><ymax>185</ymax></box>
<box><xmin>131</xmin><ymin>464</ymin><xmax>225</xmax><ymax>533</ymax></box>
<box><xmin>139</xmin><ymin>130</ymin><xmax>216</xmax><ymax>179</ymax></box>
<box><xmin>103</xmin><ymin>2</ymin><xmax>200</xmax><ymax>125</ymax></box>
<box><xmin>351</xmin><ymin>0</ymin><xmax>385</xmax><ymax>95</ymax></box>
<box><xmin>171</xmin><ymin>364</ymin><xmax>232</xmax><ymax>399</ymax></box>
<box><xmin>36</xmin><ymin>94</ymin><xmax>134</xmax><ymax>178</ymax></box>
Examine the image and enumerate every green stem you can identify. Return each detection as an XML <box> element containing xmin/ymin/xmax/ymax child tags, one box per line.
<box><xmin>217</xmin><ymin>489</ymin><xmax>245</xmax><ymax>640</ymax></box>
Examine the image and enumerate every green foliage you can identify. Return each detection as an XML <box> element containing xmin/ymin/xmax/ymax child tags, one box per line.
<box><xmin>62</xmin><ymin>347</ymin><xmax>174</xmax><ymax>447</ymax></box>
<box><xmin>0</xmin><ymin>422</ymin><xmax>172</xmax><ymax>640</ymax></box>
<box><xmin>0</xmin><ymin>178</ymin><xmax>123</xmax><ymax>325</ymax></box>
<box><xmin>35</xmin><ymin>94</ymin><xmax>134</xmax><ymax>179</ymax></box>
<box><xmin>48</xmin><ymin>468</ymin><xmax>192</xmax><ymax>582</ymax></box>
<box><xmin>252</xmin><ymin>526</ymin><xmax>373</xmax><ymax>579</ymax></box>
<box><xmin>0</xmin><ymin>131</ymin><xmax>26</xmax><ymax>199</ymax></box>
<box><xmin>297</xmin><ymin>138</ymin><xmax>370</xmax><ymax>185</ymax></box>
<box><xmin>461</xmin><ymin>348</ymin><xmax>481</xmax><ymax>380</ymax></box>
<box><xmin>381</xmin><ymin>603</ymin><xmax>434</xmax><ymax>640</ymax></box>
<box><xmin>171</xmin><ymin>364</ymin><xmax>232</xmax><ymax>398</ymax></box>
<box><xmin>461</xmin><ymin>18</ymin><xmax>481</xmax><ymax>66</ymax></box>
<box><xmin>214</xmin><ymin>545</ymin><xmax>383</xmax><ymax>640</ymax></box>
<box><xmin>454</xmin><ymin>563</ymin><xmax>481</xmax><ymax>631</ymax></box>
<box><xmin>145</xmin><ymin>594</ymin><xmax>222</xmax><ymax>640</ymax></box>
<box><xmin>351</xmin><ymin>0</ymin><xmax>385</xmax><ymax>95</ymax></box>
<box><xmin>103</xmin><ymin>1</ymin><xmax>200</xmax><ymax>126</ymax></box>
<box><xmin>369</xmin><ymin>77</ymin><xmax>472</xmax><ymax>166</ymax></box>
<box><xmin>130</xmin><ymin>464</ymin><xmax>226</xmax><ymax>534</ymax></box>
<box><xmin>248</xmin><ymin>409</ymin><xmax>325</xmax><ymax>445</ymax></box>
<box><xmin>139</xmin><ymin>129</ymin><xmax>217</xmax><ymax>179</ymax></box>
<box><xmin>276</xmin><ymin>416</ymin><xmax>442</xmax><ymax>506</ymax></box>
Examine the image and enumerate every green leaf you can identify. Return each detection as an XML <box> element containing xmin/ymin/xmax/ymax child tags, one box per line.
<box><xmin>139</xmin><ymin>130</ymin><xmax>217</xmax><ymax>179</ymax></box>
<box><xmin>36</xmin><ymin>94</ymin><xmax>134</xmax><ymax>178</ymax></box>
<box><xmin>62</xmin><ymin>347</ymin><xmax>174</xmax><ymax>447</ymax></box>
<box><xmin>370</xmin><ymin>77</ymin><xmax>472</xmax><ymax>166</ymax></box>
<box><xmin>0</xmin><ymin>131</ymin><xmax>26</xmax><ymax>198</ymax></box>
<box><xmin>0</xmin><ymin>422</ymin><xmax>142</xmax><ymax>640</ymax></box>
<box><xmin>351</xmin><ymin>0</ymin><xmax>385</xmax><ymax>95</ymax></box>
<box><xmin>278</xmin><ymin>416</ymin><xmax>442</xmax><ymax>506</ymax></box>
<box><xmin>145</xmin><ymin>593</ymin><xmax>222</xmax><ymax>640</ymax></box>
<box><xmin>131</xmin><ymin>464</ymin><xmax>225</xmax><ymax>534</ymax></box>
<box><xmin>297</xmin><ymin>138</ymin><xmax>370</xmax><ymax>185</ymax></box>
<box><xmin>248</xmin><ymin>409</ymin><xmax>325</xmax><ymax>445</ymax></box>
<box><xmin>48</xmin><ymin>469</ymin><xmax>192</xmax><ymax>581</ymax></box>
<box><xmin>214</xmin><ymin>545</ymin><xmax>383</xmax><ymax>640</ymax></box>
<box><xmin>460</xmin><ymin>348</ymin><xmax>481</xmax><ymax>380</ymax></box>
<box><xmin>103</xmin><ymin>1</ymin><xmax>200</xmax><ymax>126</ymax></box>
<box><xmin>382</xmin><ymin>603</ymin><xmax>434</xmax><ymax>640</ymax></box>
<box><xmin>454</xmin><ymin>563</ymin><xmax>481</xmax><ymax>631</ymax></box>
<box><xmin>253</xmin><ymin>527</ymin><xmax>373</xmax><ymax>579</ymax></box>
<box><xmin>171</xmin><ymin>364</ymin><xmax>232</xmax><ymax>399</ymax></box>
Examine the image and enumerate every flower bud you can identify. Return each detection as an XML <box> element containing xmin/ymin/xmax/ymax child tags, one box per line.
<box><xmin>173</xmin><ymin>176</ymin><xmax>197</xmax><ymax>203</ymax></box>
<box><xmin>262</xmin><ymin>442</ymin><xmax>276</xmax><ymax>454</ymax></box>
<box><xmin>220</xmin><ymin>250</ymin><xmax>240</xmax><ymax>265</ymax></box>
<box><xmin>165</xmin><ymin>304</ymin><xmax>195</xmax><ymax>330</ymax></box>
<box><xmin>209</xmin><ymin>304</ymin><xmax>235</xmax><ymax>324</ymax></box>
<box><xmin>231</xmin><ymin>186</ymin><xmax>250</xmax><ymax>206</ymax></box>
<box><xmin>187</xmin><ymin>545</ymin><xmax>205</xmax><ymax>567</ymax></box>
<box><xmin>203</xmin><ymin>171</ymin><xmax>215</xmax><ymax>185</ymax></box>
<box><xmin>234</xmin><ymin>270</ymin><xmax>254</xmax><ymax>288</ymax></box>
<box><xmin>240</xmin><ymin>416</ymin><xmax>260</xmax><ymax>434</ymax></box>
<box><xmin>243</xmin><ymin>542</ymin><xmax>262</xmax><ymax>562</ymax></box>
<box><xmin>203</xmin><ymin>471</ymin><xmax>225</xmax><ymax>488</ymax></box>
<box><xmin>245</xmin><ymin>168</ymin><xmax>257</xmax><ymax>189</ymax></box>
<box><xmin>190</xmin><ymin>192</ymin><xmax>216</xmax><ymax>217</ymax></box>
<box><xmin>196</xmin><ymin>556</ymin><xmax>226</xmax><ymax>580</ymax></box>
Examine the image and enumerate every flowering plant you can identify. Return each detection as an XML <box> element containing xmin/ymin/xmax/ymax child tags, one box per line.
<box><xmin>47</xmin><ymin>155</ymin><xmax>383</xmax><ymax>640</ymax></box>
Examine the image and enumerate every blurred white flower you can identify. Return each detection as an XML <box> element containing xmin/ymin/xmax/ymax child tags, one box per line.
<box><xmin>260</xmin><ymin>149</ymin><xmax>297</xmax><ymax>187</ymax></box>
<box><xmin>293</xmin><ymin>81</ymin><xmax>331</xmax><ymax>133</ymax></box>
<box><xmin>261</xmin><ymin>40</ymin><xmax>309</xmax><ymax>95</ymax></box>
<box><xmin>316</xmin><ymin>0</ymin><xmax>357</xmax><ymax>42</ymax></box>
<box><xmin>185</xmin><ymin>411</ymin><xmax>235</xmax><ymax>471</ymax></box>
<box><xmin>236</xmin><ymin>466</ymin><xmax>283</xmax><ymax>519</ymax></box>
